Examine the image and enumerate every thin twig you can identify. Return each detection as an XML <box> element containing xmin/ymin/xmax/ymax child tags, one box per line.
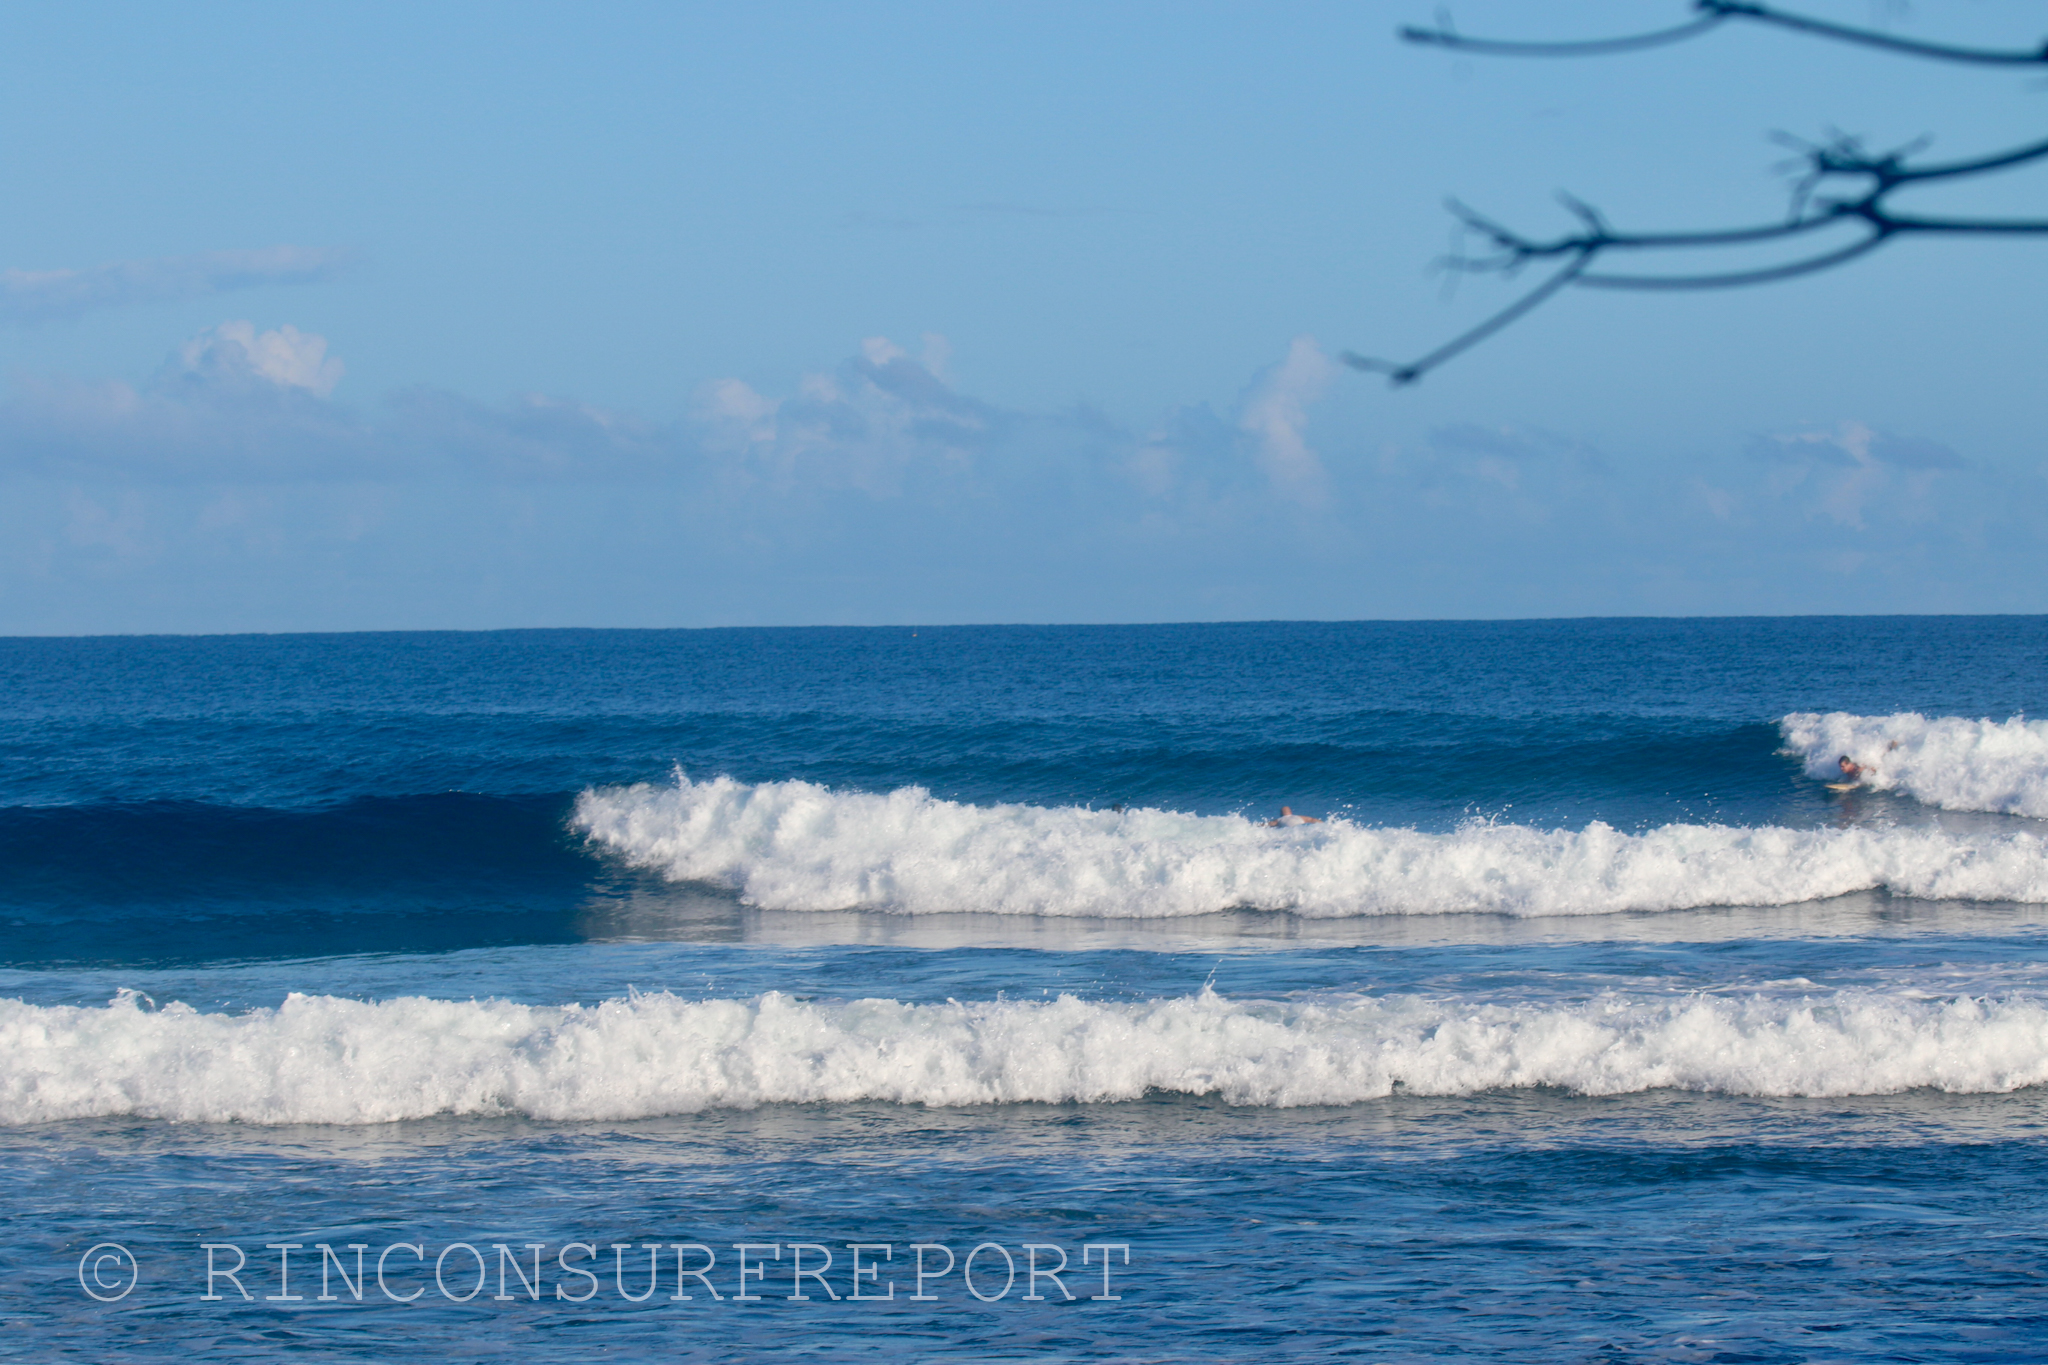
<box><xmin>1344</xmin><ymin>250</ymin><xmax>1594</xmax><ymax>385</ymax></box>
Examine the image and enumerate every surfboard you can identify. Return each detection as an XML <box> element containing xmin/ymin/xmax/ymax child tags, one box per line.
<box><xmin>1825</xmin><ymin>781</ymin><xmax>1860</xmax><ymax>792</ymax></box>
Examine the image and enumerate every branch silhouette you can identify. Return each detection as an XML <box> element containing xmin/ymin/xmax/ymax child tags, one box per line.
<box><xmin>1352</xmin><ymin>2</ymin><xmax>2048</xmax><ymax>385</ymax></box>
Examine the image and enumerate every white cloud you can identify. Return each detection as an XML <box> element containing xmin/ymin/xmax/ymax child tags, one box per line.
<box><xmin>0</xmin><ymin>323</ymin><xmax>367</xmax><ymax>481</ymax></box>
<box><xmin>176</xmin><ymin>321</ymin><xmax>346</xmax><ymax>397</ymax></box>
<box><xmin>1747</xmin><ymin>421</ymin><xmax>1966</xmax><ymax>530</ymax></box>
<box><xmin>1239</xmin><ymin>335</ymin><xmax>1335</xmax><ymax>504</ymax></box>
<box><xmin>0</xmin><ymin>246</ymin><xmax>353</xmax><ymax>324</ymax></box>
<box><xmin>859</xmin><ymin>336</ymin><xmax>906</xmax><ymax>366</ymax></box>
<box><xmin>699</xmin><ymin>335</ymin><xmax>1000</xmax><ymax>497</ymax></box>
<box><xmin>702</xmin><ymin>377</ymin><xmax>775</xmax><ymax>429</ymax></box>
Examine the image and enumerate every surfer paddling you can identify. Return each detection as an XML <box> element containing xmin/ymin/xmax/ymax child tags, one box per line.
<box><xmin>1265</xmin><ymin>806</ymin><xmax>1322</xmax><ymax>827</ymax></box>
<box><xmin>1833</xmin><ymin>742</ymin><xmax>1896</xmax><ymax>787</ymax></box>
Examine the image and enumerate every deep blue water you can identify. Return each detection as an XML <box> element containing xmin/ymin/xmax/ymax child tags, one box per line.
<box><xmin>5</xmin><ymin>618</ymin><xmax>2048</xmax><ymax>1361</ymax></box>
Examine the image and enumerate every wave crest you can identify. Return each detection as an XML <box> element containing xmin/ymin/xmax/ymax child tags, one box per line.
<box><xmin>573</xmin><ymin>775</ymin><xmax>2048</xmax><ymax>918</ymax></box>
<box><xmin>6</xmin><ymin>986</ymin><xmax>2046</xmax><ymax>1125</ymax></box>
<box><xmin>1781</xmin><ymin>711</ymin><xmax>2048</xmax><ymax>818</ymax></box>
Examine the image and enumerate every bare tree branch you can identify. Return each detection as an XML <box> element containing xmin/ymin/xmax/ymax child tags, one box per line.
<box><xmin>1578</xmin><ymin>232</ymin><xmax>1887</xmax><ymax>290</ymax></box>
<box><xmin>1401</xmin><ymin>2</ymin><xmax>2048</xmax><ymax>67</ymax></box>
<box><xmin>1442</xmin><ymin>195</ymin><xmax>1847</xmax><ymax>266</ymax></box>
<box><xmin>1699</xmin><ymin>2</ymin><xmax>2048</xmax><ymax>68</ymax></box>
<box><xmin>1400</xmin><ymin>13</ymin><xmax>1729</xmax><ymax>58</ymax></box>
<box><xmin>1877</xmin><ymin>214</ymin><xmax>2048</xmax><ymax>235</ymax></box>
<box><xmin>1887</xmin><ymin>133</ymin><xmax>2048</xmax><ymax>185</ymax></box>
<box><xmin>1359</xmin><ymin>4</ymin><xmax>2048</xmax><ymax>384</ymax></box>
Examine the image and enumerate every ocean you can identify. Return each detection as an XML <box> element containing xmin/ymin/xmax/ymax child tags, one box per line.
<box><xmin>6</xmin><ymin>618</ymin><xmax>2048</xmax><ymax>1361</ymax></box>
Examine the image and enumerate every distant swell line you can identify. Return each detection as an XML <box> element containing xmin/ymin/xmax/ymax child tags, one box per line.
<box><xmin>7</xmin><ymin>987</ymin><xmax>2048</xmax><ymax>1125</ymax></box>
<box><xmin>572</xmin><ymin>774</ymin><xmax>2048</xmax><ymax>918</ymax></box>
<box><xmin>1781</xmin><ymin>711</ymin><xmax>2048</xmax><ymax>818</ymax></box>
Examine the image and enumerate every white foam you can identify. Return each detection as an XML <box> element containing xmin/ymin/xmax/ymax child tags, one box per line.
<box><xmin>1781</xmin><ymin>712</ymin><xmax>2048</xmax><ymax>818</ymax></box>
<box><xmin>572</xmin><ymin>775</ymin><xmax>2048</xmax><ymax>918</ymax></box>
<box><xmin>6</xmin><ymin>986</ymin><xmax>2047</xmax><ymax>1125</ymax></box>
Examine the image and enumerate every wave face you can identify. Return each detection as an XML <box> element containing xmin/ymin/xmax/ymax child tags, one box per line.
<box><xmin>1782</xmin><ymin>712</ymin><xmax>2048</xmax><ymax>818</ymax></box>
<box><xmin>8</xmin><ymin>986</ymin><xmax>2047</xmax><ymax>1125</ymax></box>
<box><xmin>574</xmin><ymin>775</ymin><xmax>2048</xmax><ymax>918</ymax></box>
<box><xmin>0</xmin><ymin>795</ymin><xmax>604</xmax><ymax>968</ymax></box>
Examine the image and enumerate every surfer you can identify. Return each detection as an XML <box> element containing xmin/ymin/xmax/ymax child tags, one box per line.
<box><xmin>1265</xmin><ymin>806</ymin><xmax>1322</xmax><ymax>827</ymax></box>
<box><xmin>1833</xmin><ymin>741</ymin><xmax>1898</xmax><ymax>787</ymax></box>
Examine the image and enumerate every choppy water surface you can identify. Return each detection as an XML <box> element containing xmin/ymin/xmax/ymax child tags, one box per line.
<box><xmin>4</xmin><ymin>618</ymin><xmax>2047</xmax><ymax>1360</ymax></box>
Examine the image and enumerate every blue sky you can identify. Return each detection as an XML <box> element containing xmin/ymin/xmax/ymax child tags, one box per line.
<box><xmin>2</xmin><ymin>1</ymin><xmax>2043</xmax><ymax>631</ymax></box>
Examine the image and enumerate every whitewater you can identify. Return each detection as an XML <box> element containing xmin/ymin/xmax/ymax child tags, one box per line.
<box><xmin>1781</xmin><ymin>710</ymin><xmax>2048</xmax><ymax>818</ymax></box>
<box><xmin>575</xmin><ymin>772</ymin><xmax>2048</xmax><ymax>918</ymax></box>
<box><xmin>9</xmin><ymin>983</ymin><xmax>2048</xmax><ymax>1126</ymax></box>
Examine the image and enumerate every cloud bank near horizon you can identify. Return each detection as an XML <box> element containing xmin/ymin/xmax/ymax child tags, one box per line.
<box><xmin>1</xmin><ymin>320</ymin><xmax>2042</xmax><ymax>632</ymax></box>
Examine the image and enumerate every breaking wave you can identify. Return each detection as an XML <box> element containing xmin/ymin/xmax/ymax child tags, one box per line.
<box><xmin>572</xmin><ymin>774</ymin><xmax>2048</xmax><ymax>918</ymax></box>
<box><xmin>7</xmin><ymin>986</ymin><xmax>2048</xmax><ymax>1125</ymax></box>
<box><xmin>1781</xmin><ymin>711</ymin><xmax>2048</xmax><ymax>818</ymax></box>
